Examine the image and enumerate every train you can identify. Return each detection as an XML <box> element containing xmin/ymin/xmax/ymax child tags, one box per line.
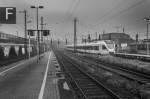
<box><xmin>66</xmin><ymin>40</ymin><xmax>115</xmax><ymax>55</ymax></box>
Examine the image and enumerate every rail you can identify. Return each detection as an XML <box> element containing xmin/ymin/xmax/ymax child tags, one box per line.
<box><xmin>54</xmin><ymin>50</ymin><xmax>122</xmax><ymax>99</ymax></box>
<box><xmin>114</xmin><ymin>53</ymin><xmax>150</xmax><ymax>61</ymax></box>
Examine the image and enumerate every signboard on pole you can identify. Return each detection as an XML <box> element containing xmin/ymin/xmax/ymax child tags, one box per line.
<box><xmin>28</xmin><ymin>29</ymin><xmax>35</xmax><ymax>36</ymax></box>
<box><xmin>0</xmin><ymin>7</ymin><xmax>16</xmax><ymax>24</ymax></box>
<box><xmin>42</xmin><ymin>30</ymin><xmax>50</xmax><ymax>36</ymax></box>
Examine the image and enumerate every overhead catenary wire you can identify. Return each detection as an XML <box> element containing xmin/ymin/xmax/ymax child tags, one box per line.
<box><xmin>57</xmin><ymin>0</ymin><xmax>81</xmax><ymax>25</ymax></box>
<box><xmin>77</xmin><ymin>0</ymin><xmax>147</xmax><ymax>41</ymax></box>
<box><xmin>92</xmin><ymin>0</ymin><xmax>147</xmax><ymax>28</ymax></box>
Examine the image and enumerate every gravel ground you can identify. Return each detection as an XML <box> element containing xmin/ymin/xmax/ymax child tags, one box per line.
<box><xmin>79</xmin><ymin>53</ymin><xmax>150</xmax><ymax>75</ymax></box>
<box><xmin>97</xmin><ymin>55</ymin><xmax>150</xmax><ymax>74</ymax></box>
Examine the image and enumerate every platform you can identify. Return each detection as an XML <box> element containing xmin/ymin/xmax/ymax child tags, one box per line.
<box><xmin>42</xmin><ymin>52</ymin><xmax>60</xmax><ymax>99</ymax></box>
<box><xmin>0</xmin><ymin>51</ymin><xmax>74</xmax><ymax>99</ymax></box>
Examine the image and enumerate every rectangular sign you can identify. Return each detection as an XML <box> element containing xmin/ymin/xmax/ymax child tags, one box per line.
<box><xmin>0</xmin><ymin>7</ymin><xmax>16</xmax><ymax>24</ymax></box>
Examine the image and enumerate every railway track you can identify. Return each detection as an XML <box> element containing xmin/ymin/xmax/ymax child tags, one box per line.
<box><xmin>66</xmin><ymin>51</ymin><xmax>150</xmax><ymax>84</ymax></box>
<box><xmin>83</xmin><ymin>55</ymin><xmax>150</xmax><ymax>84</ymax></box>
<box><xmin>54</xmin><ymin>50</ymin><xmax>122</xmax><ymax>99</ymax></box>
<box><xmin>0</xmin><ymin>57</ymin><xmax>25</xmax><ymax>66</ymax></box>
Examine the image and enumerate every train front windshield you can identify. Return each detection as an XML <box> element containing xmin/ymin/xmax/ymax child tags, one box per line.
<box><xmin>105</xmin><ymin>41</ymin><xmax>115</xmax><ymax>49</ymax></box>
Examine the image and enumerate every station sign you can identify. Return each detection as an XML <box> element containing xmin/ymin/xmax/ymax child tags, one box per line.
<box><xmin>42</xmin><ymin>30</ymin><xmax>50</xmax><ymax>36</ymax></box>
<box><xmin>28</xmin><ymin>29</ymin><xmax>50</xmax><ymax>36</ymax></box>
<box><xmin>0</xmin><ymin>7</ymin><xmax>16</xmax><ymax>24</ymax></box>
<box><xmin>28</xmin><ymin>29</ymin><xmax>35</xmax><ymax>36</ymax></box>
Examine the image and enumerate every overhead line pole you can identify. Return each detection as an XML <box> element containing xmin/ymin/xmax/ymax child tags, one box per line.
<box><xmin>40</xmin><ymin>16</ymin><xmax>46</xmax><ymax>52</ymax></box>
<box><xmin>40</xmin><ymin>16</ymin><xmax>43</xmax><ymax>44</ymax></box>
<box><xmin>24</xmin><ymin>10</ymin><xmax>27</xmax><ymax>45</ymax></box>
<box><xmin>36</xmin><ymin>7</ymin><xmax>40</xmax><ymax>60</ymax></box>
<box><xmin>144</xmin><ymin>17</ymin><xmax>150</xmax><ymax>55</ymax></box>
<box><xmin>41</xmin><ymin>17</ymin><xmax>44</xmax><ymax>30</ymax></box>
<box><xmin>74</xmin><ymin>18</ymin><xmax>77</xmax><ymax>52</ymax></box>
<box><xmin>146</xmin><ymin>20</ymin><xmax>149</xmax><ymax>55</ymax></box>
<box><xmin>95</xmin><ymin>32</ymin><xmax>97</xmax><ymax>41</ymax></box>
<box><xmin>24</xmin><ymin>10</ymin><xmax>27</xmax><ymax>59</ymax></box>
<box><xmin>40</xmin><ymin>16</ymin><xmax>46</xmax><ymax>43</ymax></box>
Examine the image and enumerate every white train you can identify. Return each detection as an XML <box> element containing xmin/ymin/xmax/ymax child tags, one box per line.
<box><xmin>66</xmin><ymin>40</ymin><xmax>115</xmax><ymax>55</ymax></box>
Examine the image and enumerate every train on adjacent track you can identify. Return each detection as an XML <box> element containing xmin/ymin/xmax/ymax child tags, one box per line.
<box><xmin>66</xmin><ymin>40</ymin><xmax>116</xmax><ymax>55</ymax></box>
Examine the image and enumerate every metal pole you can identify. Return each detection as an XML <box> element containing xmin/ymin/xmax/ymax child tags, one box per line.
<box><xmin>147</xmin><ymin>22</ymin><xmax>149</xmax><ymax>55</ymax></box>
<box><xmin>41</xmin><ymin>16</ymin><xmax>43</xmax><ymax>43</ymax></box>
<box><xmin>41</xmin><ymin>17</ymin><xmax>44</xmax><ymax>30</ymax></box>
<box><xmin>36</xmin><ymin>7</ymin><xmax>40</xmax><ymax>60</ymax></box>
<box><xmin>74</xmin><ymin>18</ymin><xmax>77</xmax><ymax>52</ymax></box>
<box><xmin>85</xmin><ymin>36</ymin><xmax>86</xmax><ymax>53</ymax></box>
<box><xmin>24</xmin><ymin>10</ymin><xmax>27</xmax><ymax>59</ymax></box>
<box><xmin>29</xmin><ymin>33</ymin><xmax>31</xmax><ymax>59</ymax></box>
<box><xmin>66</xmin><ymin>38</ymin><xmax>67</xmax><ymax>45</ymax></box>
<box><xmin>144</xmin><ymin>18</ymin><xmax>150</xmax><ymax>55</ymax></box>
<box><xmin>95</xmin><ymin>32</ymin><xmax>97</xmax><ymax>41</ymax></box>
<box><xmin>40</xmin><ymin>16</ymin><xmax>44</xmax><ymax>52</ymax></box>
<box><xmin>46</xmin><ymin>36</ymin><xmax>50</xmax><ymax>50</ymax></box>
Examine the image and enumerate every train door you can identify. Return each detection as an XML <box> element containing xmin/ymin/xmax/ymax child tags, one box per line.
<box><xmin>99</xmin><ymin>44</ymin><xmax>102</xmax><ymax>54</ymax></box>
<box><xmin>91</xmin><ymin>45</ymin><xmax>94</xmax><ymax>53</ymax></box>
<box><xmin>94</xmin><ymin>45</ymin><xmax>99</xmax><ymax>54</ymax></box>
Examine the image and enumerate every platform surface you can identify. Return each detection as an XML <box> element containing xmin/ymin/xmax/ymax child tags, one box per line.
<box><xmin>0</xmin><ymin>51</ymin><xmax>60</xmax><ymax>99</ymax></box>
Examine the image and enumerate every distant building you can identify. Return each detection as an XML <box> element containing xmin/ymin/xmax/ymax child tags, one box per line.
<box><xmin>129</xmin><ymin>39</ymin><xmax>150</xmax><ymax>54</ymax></box>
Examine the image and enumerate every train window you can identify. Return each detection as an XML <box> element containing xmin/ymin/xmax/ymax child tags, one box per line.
<box><xmin>94</xmin><ymin>46</ymin><xmax>99</xmax><ymax>50</ymax></box>
<box><xmin>90</xmin><ymin>46</ymin><xmax>93</xmax><ymax>50</ymax></box>
<box><xmin>90</xmin><ymin>46</ymin><xmax>92</xmax><ymax>50</ymax></box>
<box><xmin>92</xmin><ymin>46</ymin><xmax>94</xmax><ymax>50</ymax></box>
<box><xmin>102</xmin><ymin>45</ymin><xmax>107</xmax><ymax>50</ymax></box>
<box><xmin>144</xmin><ymin>45</ymin><xmax>147</xmax><ymax>49</ymax></box>
<box><xmin>83</xmin><ymin>46</ymin><xmax>85</xmax><ymax>49</ymax></box>
<box><xmin>78</xmin><ymin>46</ymin><xmax>79</xmax><ymax>49</ymax></box>
<box><xmin>96</xmin><ymin>46</ymin><xmax>99</xmax><ymax>50</ymax></box>
<box><xmin>87</xmin><ymin>46</ymin><xmax>89</xmax><ymax>50</ymax></box>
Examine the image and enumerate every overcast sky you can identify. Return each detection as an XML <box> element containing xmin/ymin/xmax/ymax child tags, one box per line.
<box><xmin>0</xmin><ymin>0</ymin><xmax>150</xmax><ymax>42</ymax></box>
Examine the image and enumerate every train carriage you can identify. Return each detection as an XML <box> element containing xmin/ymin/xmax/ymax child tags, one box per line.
<box><xmin>66</xmin><ymin>40</ymin><xmax>115</xmax><ymax>55</ymax></box>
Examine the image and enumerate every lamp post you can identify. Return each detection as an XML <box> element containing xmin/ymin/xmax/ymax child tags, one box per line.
<box><xmin>30</xmin><ymin>5</ymin><xmax>44</xmax><ymax>61</ymax></box>
<box><xmin>144</xmin><ymin>17</ymin><xmax>150</xmax><ymax>55</ymax></box>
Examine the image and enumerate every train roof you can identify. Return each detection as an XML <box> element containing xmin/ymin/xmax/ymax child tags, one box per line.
<box><xmin>66</xmin><ymin>40</ymin><xmax>114</xmax><ymax>47</ymax></box>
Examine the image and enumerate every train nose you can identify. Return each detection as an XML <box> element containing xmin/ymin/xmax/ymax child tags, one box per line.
<box><xmin>109</xmin><ymin>49</ymin><xmax>115</xmax><ymax>54</ymax></box>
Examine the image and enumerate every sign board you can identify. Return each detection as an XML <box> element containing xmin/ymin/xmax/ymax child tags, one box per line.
<box><xmin>42</xmin><ymin>30</ymin><xmax>50</xmax><ymax>36</ymax></box>
<box><xmin>0</xmin><ymin>7</ymin><xmax>16</xmax><ymax>24</ymax></box>
<box><xmin>28</xmin><ymin>29</ymin><xmax>35</xmax><ymax>36</ymax></box>
<box><xmin>28</xmin><ymin>29</ymin><xmax>50</xmax><ymax>36</ymax></box>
